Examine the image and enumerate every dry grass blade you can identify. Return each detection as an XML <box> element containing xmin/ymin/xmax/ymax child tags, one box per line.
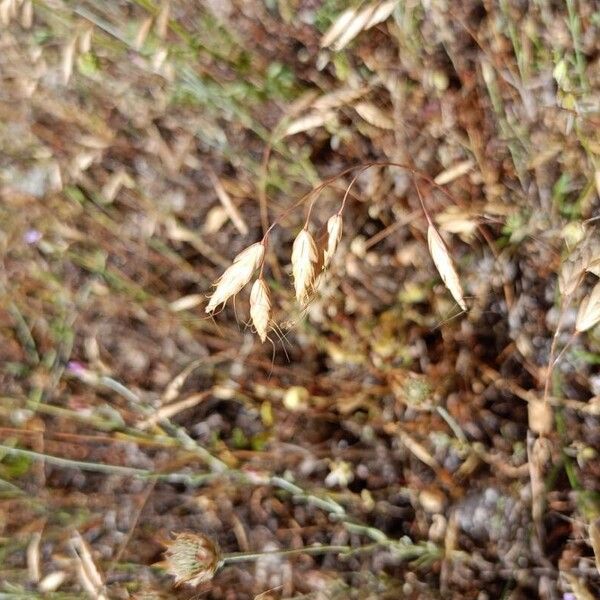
<box><xmin>20</xmin><ymin>0</ymin><xmax>32</xmax><ymax>29</ymax></box>
<box><xmin>0</xmin><ymin>0</ymin><xmax>12</xmax><ymax>26</ymax></box>
<box><xmin>427</xmin><ymin>224</ymin><xmax>467</xmax><ymax>311</ymax></box>
<box><xmin>563</xmin><ymin>573</ymin><xmax>596</xmax><ymax>600</ymax></box>
<box><xmin>324</xmin><ymin>214</ymin><xmax>343</xmax><ymax>269</ymax></box>
<box><xmin>292</xmin><ymin>228</ymin><xmax>318</xmax><ymax>304</ymax></box>
<box><xmin>575</xmin><ymin>280</ymin><xmax>600</xmax><ymax>332</ymax></box>
<box><xmin>205</xmin><ymin>242</ymin><xmax>265</xmax><ymax>312</ymax></box>
<box><xmin>27</xmin><ymin>531</ymin><xmax>41</xmax><ymax>583</ymax></box>
<box><xmin>138</xmin><ymin>392</ymin><xmax>210</xmax><ymax>429</ymax></box>
<box><xmin>250</xmin><ymin>278</ymin><xmax>271</xmax><ymax>342</ymax></box>
<box><xmin>61</xmin><ymin>37</ymin><xmax>77</xmax><ymax>85</ymax></box>
<box><xmin>134</xmin><ymin>16</ymin><xmax>153</xmax><ymax>50</ymax></box>
<box><xmin>78</xmin><ymin>26</ymin><xmax>93</xmax><ymax>53</ymax></box>
<box><xmin>155</xmin><ymin>0</ymin><xmax>170</xmax><ymax>39</ymax></box>
<box><xmin>208</xmin><ymin>169</ymin><xmax>249</xmax><ymax>235</ymax></box>
<box><xmin>70</xmin><ymin>532</ymin><xmax>106</xmax><ymax>600</ymax></box>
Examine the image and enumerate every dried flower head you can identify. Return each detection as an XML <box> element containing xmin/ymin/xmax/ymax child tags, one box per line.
<box><xmin>250</xmin><ymin>278</ymin><xmax>271</xmax><ymax>343</ymax></box>
<box><xmin>162</xmin><ymin>532</ymin><xmax>220</xmax><ymax>587</ymax></box>
<box><xmin>205</xmin><ymin>243</ymin><xmax>264</xmax><ymax>313</ymax></box>
<box><xmin>291</xmin><ymin>228</ymin><xmax>318</xmax><ymax>304</ymax></box>
<box><xmin>427</xmin><ymin>224</ymin><xmax>467</xmax><ymax>311</ymax></box>
<box><xmin>576</xmin><ymin>281</ymin><xmax>600</xmax><ymax>333</ymax></box>
<box><xmin>323</xmin><ymin>214</ymin><xmax>343</xmax><ymax>269</ymax></box>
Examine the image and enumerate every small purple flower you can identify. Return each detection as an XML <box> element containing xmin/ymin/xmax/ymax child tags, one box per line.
<box><xmin>23</xmin><ymin>229</ymin><xmax>42</xmax><ymax>245</ymax></box>
<box><xmin>67</xmin><ymin>361</ymin><xmax>88</xmax><ymax>377</ymax></box>
<box><xmin>563</xmin><ymin>594</ymin><xmax>576</xmax><ymax>600</ymax></box>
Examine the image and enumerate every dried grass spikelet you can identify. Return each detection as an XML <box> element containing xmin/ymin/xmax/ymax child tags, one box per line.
<box><xmin>250</xmin><ymin>278</ymin><xmax>271</xmax><ymax>343</ymax></box>
<box><xmin>427</xmin><ymin>223</ymin><xmax>467</xmax><ymax>311</ymax></box>
<box><xmin>321</xmin><ymin>0</ymin><xmax>397</xmax><ymax>51</ymax></box>
<box><xmin>576</xmin><ymin>280</ymin><xmax>600</xmax><ymax>333</ymax></box>
<box><xmin>162</xmin><ymin>532</ymin><xmax>220</xmax><ymax>587</ymax></box>
<box><xmin>205</xmin><ymin>242</ymin><xmax>264</xmax><ymax>313</ymax></box>
<box><xmin>323</xmin><ymin>214</ymin><xmax>343</xmax><ymax>269</ymax></box>
<box><xmin>292</xmin><ymin>228</ymin><xmax>318</xmax><ymax>304</ymax></box>
<box><xmin>353</xmin><ymin>102</ymin><xmax>394</xmax><ymax>130</ymax></box>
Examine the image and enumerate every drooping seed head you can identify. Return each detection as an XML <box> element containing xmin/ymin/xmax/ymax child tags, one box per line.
<box><xmin>250</xmin><ymin>278</ymin><xmax>271</xmax><ymax>343</ymax></box>
<box><xmin>291</xmin><ymin>228</ymin><xmax>318</xmax><ymax>304</ymax></box>
<box><xmin>205</xmin><ymin>243</ymin><xmax>264</xmax><ymax>313</ymax></box>
<box><xmin>427</xmin><ymin>224</ymin><xmax>466</xmax><ymax>311</ymax></box>
<box><xmin>576</xmin><ymin>281</ymin><xmax>600</xmax><ymax>333</ymax></box>
<box><xmin>323</xmin><ymin>214</ymin><xmax>343</xmax><ymax>269</ymax></box>
<box><xmin>163</xmin><ymin>532</ymin><xmax>220</xmax><ymax>587</ymax></box>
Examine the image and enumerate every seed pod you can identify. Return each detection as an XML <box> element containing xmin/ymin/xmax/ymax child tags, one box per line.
<box><xmin>291</xmin><ymin>228</ymin><xmax>318</xmax><ymax>304</ymax></box>
<box><xmin>323</xmin><ymin>214</ymin><xmax>343</xmax><ymax>269</ymax></box>
<box><xmin>205</xmin><ymin>243</ymin><xmax>264</xmax><ymax>313</ymax></box>
<box><xmin>427</xmin><ymin>224</ymin><xmax>467</xmax><ymax>311</ymax></box>
<box><xmin>250</xmin><ymin>278</ymin><xmax>271</xmax><ymax>343</ymax></box>
<box><xmin>163</xmin><ymin>532</ymin><xmax>220</xmax><ymax>587</ymax></box>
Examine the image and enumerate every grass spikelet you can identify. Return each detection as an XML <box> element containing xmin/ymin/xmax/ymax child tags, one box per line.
<box><xmin>250</xmin><ymin>278</ymin><xmax>271</xmax><ymax>343</ymax></box>
<box><xmin>427</xmin><ymin>223</ymin><xmax>467</xmax><ymax>311</ymax></box>
<box><xmin>205</xmin><ymin>243</ymin><xmax>264</xmax><ymax>313</ymax></box>
<box><xmin>353</xmin><ymin>102</ymin><xmax>394</xmax><ymax>130</ymax></box>
<box><xmin>321</xmin><ymin>0</ymin><xmax>397</xmax><ymax>51</ymax></box>
<box><xmin>324</xmin><ymin>214</ymin><xmax>343</xmax><ymax>269</ymax></box>
<box><xmin>292</xmin><ymin>228</ymin><xmax>318</xmax><ymax>304</ymax></box>
<box><xmin>575</xmin><ymin>281</ymin><xmax>600</xmax><ymax>333</ymax></box>
<box><xmin>320</xmin><ymin>7</ymin><xmax>357</xmax><ymax>48</ymax></box>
